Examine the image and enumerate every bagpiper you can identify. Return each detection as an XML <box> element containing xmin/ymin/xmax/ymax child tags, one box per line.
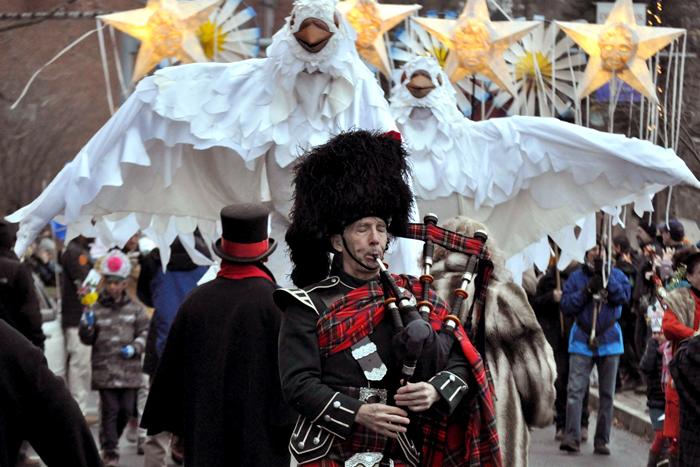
<box><xmin>275</xmin><ymin>130</ymin><xmax>501</xmax><ymax>467</ymax></box>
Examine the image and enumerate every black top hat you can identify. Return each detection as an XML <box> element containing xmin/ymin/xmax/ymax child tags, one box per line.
<box><xmin>212</xmin><ymin>204</ymin><xmax>277</xmax><ymax>264</ymax></box>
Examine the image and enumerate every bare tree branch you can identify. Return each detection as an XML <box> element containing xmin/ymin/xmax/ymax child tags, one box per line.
<box><xmin>679</xmin><ymin>125</ymin><xmax>700</xmax><ymax>166</ymax></box>
<box><xmin>0</xmin><ymin>0</ymin><xmax>79</xmax><ymax>34</ymax></box>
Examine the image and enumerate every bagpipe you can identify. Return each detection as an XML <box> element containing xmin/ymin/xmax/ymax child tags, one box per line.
<box><xmin>376</xmin><ymin>214</ymin><xmax>494</xmax><ymax>382</ymax></box>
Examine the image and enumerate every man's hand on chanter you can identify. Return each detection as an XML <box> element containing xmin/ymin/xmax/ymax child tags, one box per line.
<box><xmin>355</xmin><ymin>404</ymin><xmax>410</xmax><ymax>439</ymax></box>
<box><xmin>394</xmin><ymin>382</ymin><xmax>440</xmax><ymax>412</ymax></box>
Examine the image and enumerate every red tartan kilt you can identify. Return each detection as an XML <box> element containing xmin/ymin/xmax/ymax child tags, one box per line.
<box><xmin>446</xmin><ymin>423</ymin><xmax>469</xmax><ymax>462</ymax></box>
<box><xmin>299</xmin><ymin>425</ymin><xmax>406</xmax><ymax>467</ymax></box>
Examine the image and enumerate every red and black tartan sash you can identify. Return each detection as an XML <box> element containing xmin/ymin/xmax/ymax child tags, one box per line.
<box><xmin>406</xmin><ymin>224</ymin><xmax>493</xmax><ymax>333</ymax></box>
<box><xmin>315</xmin><ymin>275</ymin><xmax>501</xmax><ymax>467</ymax></box>
<box><xmin>316</xmin><ymin>275</ymin><xmax>447</xmax><ymax>358</ymax></box>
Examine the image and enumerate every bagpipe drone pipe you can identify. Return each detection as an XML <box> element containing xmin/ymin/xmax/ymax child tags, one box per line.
<box><xmin>376</xmin><ymin>214</ymin><xmax>494</xmax><ymax>383</ymax></box>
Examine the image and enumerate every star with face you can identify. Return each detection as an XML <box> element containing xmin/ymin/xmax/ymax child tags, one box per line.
<box><xmin>99</xmin><ymin>0</ymin><xmax>221</xmax><ymax>83</ymax></box>
<box><xmin>556</xmin><ymin>0</ymin><xmax>684</xmax><ymax>103</ymax></box>
<box><xmin>412</xmin><ymin>0</ymin><xmax>539</xmax><ymax>97</ymax></box>
<box><xmin>335</xmin><ymin>0</ymin><xmax>421</xmax><ymax>78</ymax></box>
<box><xmin>599</xmin><ymin>24</ymin><xmax>636</xmax><ymax>72</ymax></box>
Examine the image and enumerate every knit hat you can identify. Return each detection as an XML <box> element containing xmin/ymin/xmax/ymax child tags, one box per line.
<box><xmin>36</xmin><ymin>238</ymin><xmax>56</xmax><ymax>253</ymax></box>
<box><xmin>658</xmin><ymin>219</ymin><xmax>684</xmax><ymax>241</ymax></box>
<box><xmin>286</xmin><ymin>129</ymin><xmax>414</xmax><ymax>287</ymax></box>
<box><xmin>100</xmin><ymin>250</ymin><xmax>131</xmax><ymax>280</ymax></box>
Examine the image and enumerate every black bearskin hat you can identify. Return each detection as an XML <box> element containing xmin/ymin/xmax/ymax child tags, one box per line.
<box><xmin>286</xmin><ymin>129</ymin><xmax>414</xmax><ymax>287</ymax></box>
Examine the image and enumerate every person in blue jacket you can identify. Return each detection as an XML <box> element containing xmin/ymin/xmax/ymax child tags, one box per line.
<box><xmin>559</xmin><ymin>243</ymin><xmax>631</xmax><ymax>455</ymax></box>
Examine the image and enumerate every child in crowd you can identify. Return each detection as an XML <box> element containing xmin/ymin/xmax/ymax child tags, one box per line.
<box><xmin>79</xmin><ymin>250</ymin><xmax>149</xmax><ymax>467</ymax></box>
<box><xmin>639</xmin><ymin>307</ymin><xmax>670</xmax><ymax>467</ymax></box>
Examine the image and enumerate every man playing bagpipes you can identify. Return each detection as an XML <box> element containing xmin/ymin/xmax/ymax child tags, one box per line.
<box><xmin>274</xmin><ymin>130</ymin><xmax>501</xmax><ymax>467</ymax></box>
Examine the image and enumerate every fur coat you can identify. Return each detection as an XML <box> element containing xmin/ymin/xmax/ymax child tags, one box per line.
<box><xmin>433</xmin><ymin>251</ymin><xmax>557</xmax><ymax>467</ymax></box>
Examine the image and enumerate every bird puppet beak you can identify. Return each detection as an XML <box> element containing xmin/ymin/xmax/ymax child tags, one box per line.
<box><xmin>294</xmin><ymin>18</ymin><xmax>334</xmax><ymax>53</ymax></box>
<box><xmin>405</xmin><ymin>71</ymin><xmax>436</xmax><ymax>99</ymax></box>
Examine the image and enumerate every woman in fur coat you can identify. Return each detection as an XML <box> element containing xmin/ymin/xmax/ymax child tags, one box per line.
<box><xmin>431</xmin><ymin>216</ymin><xmax>557</xmax><ymax>467</ymax></box>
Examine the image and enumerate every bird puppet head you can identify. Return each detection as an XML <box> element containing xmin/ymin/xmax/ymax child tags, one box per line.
<box><xmin>390</xmin><ymin>56</ymin><xmax>457</xmax><ymax>111</ymax></box>
<box><xmin>266</xmin><ymin>0</ymin><xmax>359</xmax><ymax>89</ymax></box>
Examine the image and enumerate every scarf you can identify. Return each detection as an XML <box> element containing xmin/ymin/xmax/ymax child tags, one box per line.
<box><xmin>217</xmin><ymin>260</ymin><xmax>274</xmax><ymax>282</ymax></box>
<box><xmin>316</xmin><ymin>274</ymin><xmax>501</xmax><ymax>467</ymax></box>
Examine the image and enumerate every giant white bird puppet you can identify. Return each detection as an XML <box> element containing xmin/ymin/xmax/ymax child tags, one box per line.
<box><xmin>7</xmin><ymin>0</ymin><xmax>421</xmax><ymax>284</ymax></box>
<box><xmin>391</xmin><ymin>56</ymin><xmax>700</xmax><ymax>280</ymax></box>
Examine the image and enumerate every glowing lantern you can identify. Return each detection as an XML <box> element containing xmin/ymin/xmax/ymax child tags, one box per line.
<box><xmin>336</xmin><ymin>0</ymin><xmax>421</xmax><ymax>78</ymax></box>
<box><xmin>99</xmin><ymin>0</ymin><xmax>221</xmax><ymax>83</ymax></box>
<box><xmin>413</xmin><ymin>0</ymin><xmax>540</xmax><ymax>96</ymax></box>
<box><xmin>556</xmin><ymin>0</ymin><xmax>684</xmax><ymax>103</ymax></box>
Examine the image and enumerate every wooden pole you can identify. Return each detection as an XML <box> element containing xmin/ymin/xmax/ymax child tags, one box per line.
<box><xmin>555</xmin><ymin>248</ymin><xmax>564</xmax><ymax>339</ymax></box>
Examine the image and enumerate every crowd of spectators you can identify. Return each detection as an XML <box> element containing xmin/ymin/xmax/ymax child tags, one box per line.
<box><xmin>530</xmin><ymin>217</ymin><xmax>700</xmax><ymax>466</ymax></box>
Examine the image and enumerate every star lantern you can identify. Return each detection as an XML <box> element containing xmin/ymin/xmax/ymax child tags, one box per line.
<box><xmin>556</xmin><ymin>0</ymin><xmax>684</xmax><ymax>104</ymax></box>
<box><xmin>336</xmin><ymin>0</ymin><xmax>421</xmax><ymax>78</ymax></box>
<box><xmin>412</xmin><ymin>0</ymin><xmax>540</xmax><ymax>96</ymax></box>
<box><xmin>100</xmin><ymin>0</ymin><xmax>222</xmax><ymax>83</ymax></box>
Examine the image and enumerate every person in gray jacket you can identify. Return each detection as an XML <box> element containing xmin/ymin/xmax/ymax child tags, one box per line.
<box><xmin>80</xmin><ymin>249</ymin><xmax>149</xmax><ymax>466</ymax></box>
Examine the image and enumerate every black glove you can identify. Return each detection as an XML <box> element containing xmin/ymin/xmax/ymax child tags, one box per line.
<box><xmin>585</xmin><ymin>276</ymin><xmax>604</xmax><ymax>296</ymax></box>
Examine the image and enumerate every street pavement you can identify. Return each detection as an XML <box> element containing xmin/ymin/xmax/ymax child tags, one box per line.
<box><xmin>29</xmin><ymin>392</ymin><xmax>651</xmax><ymax>467</ymax></box>
<box><xmin>95</xmin><ymin>421</ymin><xmax>654</xmax><ymax>467</ymax></box>
<box><xmin>529</xmin><ymin>422</ymin><xmax>650</xmax><ymax>467</ymax></box>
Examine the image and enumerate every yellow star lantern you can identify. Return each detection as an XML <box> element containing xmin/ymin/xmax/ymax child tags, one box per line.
<box><xmin>412</xmin><ymin>0</ymin><xmax>540</xmax><ymax>96</ymax></box>
<box><xmin>556</xmin><ymin>0</ymin><xmax>684</xmax><ymax>104</ymax></box>
<box><xmin>100</xmin><ymin>0</ymin><xmax>222</xmax><ymax>83</ymax></box>
<box><xmin>336</xmin><ymin>0</ymin><xmax>421</xmax><ymax>78</ymax></box>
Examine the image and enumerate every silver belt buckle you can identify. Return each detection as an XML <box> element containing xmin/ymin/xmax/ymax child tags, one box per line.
<box><xmin>359</xmin><ymin>387</ymin><xmax>388</xmax><ymax>405</ymax></box>
<box><xmin>346</xmin><ymin>452</ymin><xmax>393</xmax><ymax>467</ymax></box>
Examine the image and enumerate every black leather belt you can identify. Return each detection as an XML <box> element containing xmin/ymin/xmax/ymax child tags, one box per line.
<box><xmin>331</xmin><ymin>385</ymin><xmax>390</xmax><ymax>405</ymax></box>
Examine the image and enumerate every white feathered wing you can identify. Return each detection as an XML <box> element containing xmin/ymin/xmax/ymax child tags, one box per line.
<box><xmin>391</xmin><ymin>56</ymin><xmax>700</xmax><ymax>280</ymax></box>
<box><xmin>8</xmin><ymin>0</ymin><xmax>404</xmax><ymax>283</ymax></box>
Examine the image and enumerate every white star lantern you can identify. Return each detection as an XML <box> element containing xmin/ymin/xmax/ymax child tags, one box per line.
<box><xmin>413</xmin><ymin>0</ymin><xmax>540</xmax><ymax>96</ymax></box>
<box><xmin>336</xmin><ymin>0</ymin><xmax>421</xmax><ymax>78</ymax></box>
<box><xmin>556</xmin><ymin>0</ymin><xmax>684</xmax><ymax>103</ymax></box>
<box><xmin>100</xmin><ymin>0</ymin><xmax>222</xmax><ymax>83</ymax></box>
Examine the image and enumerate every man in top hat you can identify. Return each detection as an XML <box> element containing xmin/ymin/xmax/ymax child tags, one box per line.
<box><xmin>275</xmin><ymin>130</ymin><xmax>500</xmax><ymax>467</ymax></box>
<box><xmin>140</xmin><ymin>204</ymin><xmax>296</xmax><ymax>467</ymax></box>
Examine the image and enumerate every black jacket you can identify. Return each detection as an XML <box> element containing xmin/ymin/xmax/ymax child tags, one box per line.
<box><xmin>638</xmin><ymin>337</ymin><xmax>665</xmax><ymax>409</ymax></box>
<box><xmin>531</xmin><ymin>264</ymin><xmax>576</xmax><ymax>352</ymax></box>
<box><xmin>276</xmin><ymin>269</ymin><xmax>471</xmax><ymax>462</ymax></box>
<box><xmin>0</xmin><ymin>255</ymin><xmax>45</xmax><ymax>349</ymax></box>
<box><xmin>26</xmin><ymin>255</ymin><xmax>58</xmax><ymax>287</ymax></box>
<box><xmin>669</xmin><ymin>335</ymin><xmax>700</xmax><ymax>467</ymax></box>
<box><xmin>141</xmin><ymin>276</ymin><xmax>295</xmax><ymax>467</ymax></box>
<box><xmin>60</xmin><ymin>240</ymin><xmax>94</xmax><ymax>328</ymax></box>
<box><xmin>0</xmin><ymin>319</ymin><xmax>102</xmax><ymax>466</ymax></box>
